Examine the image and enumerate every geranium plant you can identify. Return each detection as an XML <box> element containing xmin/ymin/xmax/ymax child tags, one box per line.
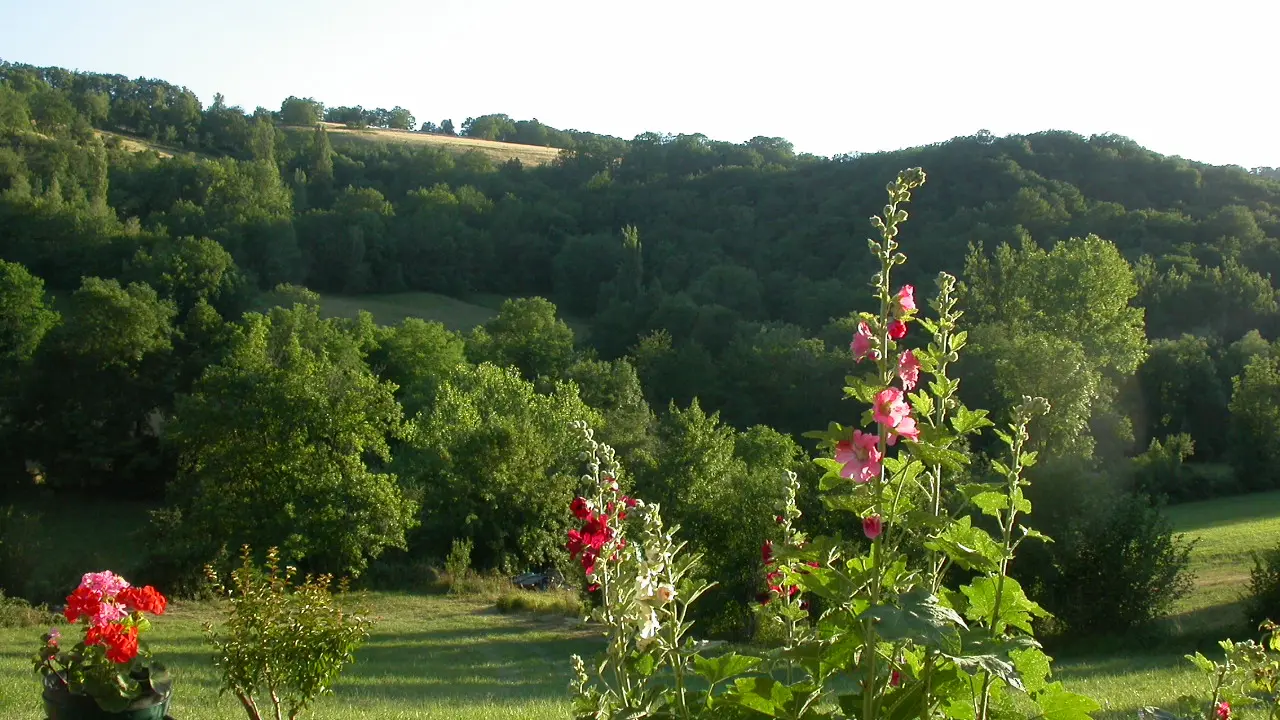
<box><xmin>33</xmin><ymin>570</ymin><xmax>170</xmax><ymax>712</ymax></box>
<box><xmin>567</xmin><ymin>168</ymin><xmax>1102</xmax><ymax>719</ymax></box>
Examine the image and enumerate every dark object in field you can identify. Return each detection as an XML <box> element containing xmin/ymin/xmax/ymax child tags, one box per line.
<box><xmin>512</xmin><ymin>570</ymin><xmax>568</xmax><ymax>591</ymax></box>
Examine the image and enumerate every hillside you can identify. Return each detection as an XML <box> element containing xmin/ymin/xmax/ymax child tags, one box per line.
<box><xmin>299</xmin><ymin>122</ymin><xmax>563</xmax><ymax>166</ymax></box>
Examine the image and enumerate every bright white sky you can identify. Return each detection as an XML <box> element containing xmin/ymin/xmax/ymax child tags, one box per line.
<box><xmin>1</xmin><ymin>0</ymin><xmax>1276</xmax><ymax>167</ymax></box>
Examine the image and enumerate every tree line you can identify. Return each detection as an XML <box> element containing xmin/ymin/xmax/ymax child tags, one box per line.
<box><xmin>4</xmin><ymin>57</ymin><xmax>1280</xmax><ymax>639</ymax></box>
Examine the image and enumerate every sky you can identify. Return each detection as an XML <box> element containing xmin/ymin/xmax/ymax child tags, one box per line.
<box><xmin>1</xmin><ymin>0</ymin><xmax>1276</xmax><ymax>168</ymax></box>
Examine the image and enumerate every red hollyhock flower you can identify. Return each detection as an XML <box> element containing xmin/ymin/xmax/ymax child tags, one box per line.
<box><xmin>620</xmin><ymin>495</ymin><xmax>638</xmax><ymax>508</ymax></box>
<box><xmin>888</xmin><ymin>319</ymin><xmax>907</xmax><ymax>340</ymax></box>
<box><xmin>64</xmin><ymin>586</ymin><xmax>102</xmax><ymax>624</ymax></box>
<box><xmin>761</xmin><ymin>540</ymin><xmax>774</xmax><ymax>565</ymax></box>
<box><xmin>570</xmin><ymin>497</ymin><xmax>591</xmax><ymax>520</ymax></box>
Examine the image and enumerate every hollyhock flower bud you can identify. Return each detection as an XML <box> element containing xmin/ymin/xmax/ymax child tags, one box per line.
<box><xmin>1216</xmin><ymin>702</ymin><xmax>1230</xmax><ymax>720</ymax></box>
<box><xmin>863</xmin><ymin>515</ymin><xmax>883</xmax><ymax>540</ymax></box>
<box><xmin>888</xmin><ymin>319</ymin><xmax>907</xmax><ymax>340</ymax></box>
<box><xmin>654</xmin><ymin>584</ymin><xmax>676</xmax><ymax>604</ymax></box>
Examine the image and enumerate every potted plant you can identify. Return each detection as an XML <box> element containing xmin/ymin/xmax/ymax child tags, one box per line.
<box><xmin>33</xmin><ymin>570</ymin><xmax>172</xmax><ymax>720</ymax></box>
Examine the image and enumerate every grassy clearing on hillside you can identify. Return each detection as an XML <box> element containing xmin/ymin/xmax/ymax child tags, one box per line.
<box><xmin>0</xmin><ymin>595</ymin><xmax>598</xmax><ymax>720</ymax></box>
<box><xmin>318</xmin><ymin>291</ymin><xmax>591</xmax><ymax>339</ymax></box>
<box><xmin>319</xmin><ymin>292</ymin><xmax>499</xmax><ymax>332</ymax></box>
<box><xmin>309</xmin><ymin>123</ymin><xmax>563</xmax><ymax>167</ymax></box>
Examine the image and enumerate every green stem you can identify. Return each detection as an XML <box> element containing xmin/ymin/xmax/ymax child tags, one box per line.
<box><xmin>978</xmin><ymin>421</ymin><xmax>1028</xmax><ymax>720</ymax></box>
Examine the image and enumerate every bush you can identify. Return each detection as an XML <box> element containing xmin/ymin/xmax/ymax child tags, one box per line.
<box><xmin>1247</xmin><ymin>543</ymin><xmax>1280</xmax><ymax>631</ymax></box>
<box><xmin>1018</xmin><ymin>459</ymin><xmax>1197</xmax><ymax>636</ymax></box>
<box><xmin>204</xmin><ymin>545</ymin><xmax>375</xmax><ymax>720</ymax></box>
<box><xmin>0</xmin><ymin>588</ymin><xmax>53</xmax><ymax>627</ymax></box>
<box><xmin>495</xmin><ymin>589</ymin><xmax>582</xmax><ymax>617</ymax></box>
<box><xmin>0</xmin><ymin>504</ymin><xmax>48</xmax><ymax>602</ymax></box>
<box><xmin>1130</xmin><ymin>435</ymin><xmax>1242</xmax><ymax>503</ymax></box>
<box><xmin>444</xmin><ymin>538</ymin><xmax>473</xmax><ymax>591</ymax></box>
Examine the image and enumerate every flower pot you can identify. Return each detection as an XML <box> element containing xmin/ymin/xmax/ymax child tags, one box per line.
<box><xmin>42</xmin><ymin>672</ymin><xmax>172</xmax><ymax>720</ymax></box>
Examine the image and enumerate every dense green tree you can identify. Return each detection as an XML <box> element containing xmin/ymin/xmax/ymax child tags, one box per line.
<box><xmin>1228</xmin><ymin>353</ymin><xmax>1280</xmax><ymax>491</ymax></box>
<box><xmin>279</xmin><ymin>96</ymin><xmax>323</xmax><ymax>126</ymax></box>
<box><xmin>466</xmin><ymin>297</ymin><xmax>577</xmax><ymax>382</ymax></box>
<box><xmin>0</xmin><ymin>260</ymin><xmax>59</xmax><ymax>479</ymax></box>
<box><xmin>1137</xmin><ymin>335</ymin><xmax>1231</xmax><ymax>460</ymax></box>
<box><xmin>369</xmin><ymin>318</ymin><xmax>468</xmax><ymax>417</ymax></box>
<box><xmin>564</xmin><ymin>355</ymin><xmax>653</xmax><ymax>456</ymax></box>
<box><xmin>28</xmin><ymin>278</ymin><xmax>176</xmax><ymax>493</ymax></box>
<box><xmin>166</xmin><ymin>304</ymin><xmax>415</xmax><ymax>575</ymax></box>
<box><xmin>399</xmin><ymin>362</ymin><xmax>601</xmax><ymax>570</ymax></box>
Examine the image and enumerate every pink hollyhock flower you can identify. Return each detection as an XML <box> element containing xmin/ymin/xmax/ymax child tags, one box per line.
<box><xmin>835</xmin><ymin>429</ymin><xmax>882</xmax><ymax>483</ymax></box>
<box><xmin>888</xmin><ymin>319</ymin><xmax>907</xmax><ymax>340</ymax></box>
<box><xmin>898</xmin><ymin>349</ymin><xmax>920</xmax><ymax>391</ymax></box>
<box><xmin>873</xmin><ymin>387</ymin><xmax>911</xmax><ymax>429</ymax></box>
<box><xmin>851</xmin><ymin>322</ymin><xmax>879</xmax><ymax>362</ymax></box>
<box><xmin>863</xmin><ymin>515</ymin><xmax>883</xmax><ymax>540</ymax></box>
<box><xmin>81</xmin><ymin>571</ymin><xmax>130</xmax><ymax>599</ymax></box>
<box><xmin>894</xmin><ymin>285</ymin><xmax>916</xmax><ymax>316</ymax></box>
<box><xmin>1216</xmin><ymin>702</ymin><xmax>1230</xmax><ymax>720</ymax></box>
<box><xmin>887</xmin><ymin>415</ymin><xmax>920</xmax><ymax>445</ymax></box>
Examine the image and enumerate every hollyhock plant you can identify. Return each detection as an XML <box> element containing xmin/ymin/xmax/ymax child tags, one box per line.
<box><xmin>34</xmin><ymin>570</ymin><xmax>170</xmax><ymax>713</ymax></box>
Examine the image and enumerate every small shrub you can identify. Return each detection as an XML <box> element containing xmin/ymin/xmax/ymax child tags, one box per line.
<box><xmin>1022</xmin><ymin>484</ymin><xmax>1196</xmax><ymax>636</ymax></box>
<box><xmin>1247</xmin><ymin>544</ymin><xmax>1280</xmax><ymax>631</ymax></box>
<box><xmin>444</xmin><ymin>537</ymin><xmax>473</xmax><ymax>591</ymax></box>
<box><xmin>203</xmin><ymin>546</ymin><xmax>375</xmax><ymax>720</ymax></box>
<box><xmin>495</xmin><ymin>589</ymin><xmax>582</xmax><ymax>617</ymax></box>
<box><xmin>0</xmin><ymin>589</ymin><xmax>53</xmax><ymax>627</ymax></box>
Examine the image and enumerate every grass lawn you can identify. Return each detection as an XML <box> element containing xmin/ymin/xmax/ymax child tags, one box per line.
<box><xmin>0</xmin><ymin>595</ymin><xmax>599</xmax><ymax>720</ymax></box>
<box><xmin>3</xmin><ymin>489</ymin><xmax>1276</xmax><ymax>719</ymax></box>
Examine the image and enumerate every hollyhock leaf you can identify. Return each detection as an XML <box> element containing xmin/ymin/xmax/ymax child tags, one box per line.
<box><xmin>908</xmin><ymin>391</ymin><xmax>935</xmax><ymax>419</ymax></box>
<box><xmin>906</xmin><ymin>442</ymin><xmax>969</xmax><ymax>472</ymax></box>
<box><xmin>796</xmin><ymin>566</ymin><xmax>860</xmax><ymax>602</ymax></box>
<box><xmin>692</xmin><ymin>652</ymin><xmax>761</xmax><ymax>686</ymax></box>
<box><xmin>991</xmin><ymin>460</ymin><xmax>1012</xmax><ymax>477</ymax></box>
<box><xmin>864</xmin><ymin>589</ymin><xmax>965</xmax><ymax>653</ymax></box>
<box><xmin>1036</xmin><ymin>682</ymin><xmax>1102</xmax><ymax>720</ymax></box>
<box><xmin>950</xmin><ymin>407</ymin><xmax>993</xmax><ymax>435</ymax></box>
<box><xmin>1020</xmin><ymin>526</ymin><xmax>1053</xmax><ymax>544</ymax></box>
<box><xmin>971</xmin><ymin>492</ymin><xmax>1010</xmax><ymax>518</ymax></box>
<box><xmin>727</xmin><ymin>676</ymin><xmax>791</xmax><ymax>716</ymax></box>
<box><xmin>942</xmin><ymin>651</ymin><xmax>1021</xmax><ymax>691</ymax></box>
<box><xmin>822</xmin><ymin>492</ymin><xmax>868</xmax><ymax>514</ymax></box>
<box><xmin>916</xmin><ymin>317</ymin><xmax>939</xmax><ymax>334</ymax></box>
<box><xmin>925</xmin><ymin>517</ymin><xmax>1003</xmax><ymax>572</ymax></box>
<box><xmin>951</xmin><ymin>330</ymin><xmax>969</xmax><ymax>352</ymax></box>
<box><xmin>1011</xmin><ymin>647</ymin><xmax>1053</xmax><ymax>696</ymax></box>
<box><xmin>1022</xmin><ymin>451</ymin><xmax>1039</xmax><ymax>467</ymax></box>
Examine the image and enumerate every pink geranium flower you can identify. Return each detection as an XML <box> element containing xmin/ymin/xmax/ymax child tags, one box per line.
<box><xmin>898</xmin><ymin>349</ymin><xmax>920</xmax><ymax>391</ymax></box>
<box><xmin>80</xmin><ymin>571</ymin><xmax>130</xmax><ymax>599</ymax></box>
<box><xmin>835</xmin><ymin>429</ymin><xmax>882</xmax><ymax>483</ymax></box>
